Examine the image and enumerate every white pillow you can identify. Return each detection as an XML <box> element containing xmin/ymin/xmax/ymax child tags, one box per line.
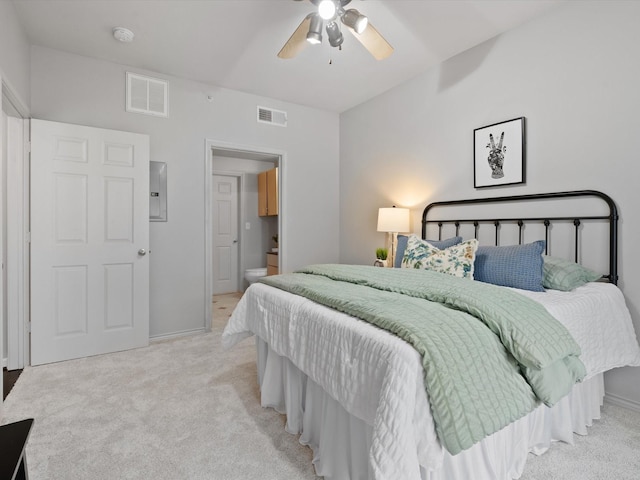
<box><xmin>401</xmin><ymin>236</ymin><xmax>479</xmax><ymax>279</ymax></box>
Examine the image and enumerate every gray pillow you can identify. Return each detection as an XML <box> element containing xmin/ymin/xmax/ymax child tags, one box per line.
<box><xmin>395</xmin><ymin>235</ymin><xmax>463</xmax><ymax>268</ymax></box>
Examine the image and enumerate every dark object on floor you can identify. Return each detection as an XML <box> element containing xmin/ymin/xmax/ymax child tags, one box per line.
<box><xmin>3</xmin><ymin>368</ymin><xmax>22</xmax><ymax>400</ymax></box>
<box><xmin>0</xmin><ymin>418</ymin><xmax>34</xmax><ymax>480</ymax></box>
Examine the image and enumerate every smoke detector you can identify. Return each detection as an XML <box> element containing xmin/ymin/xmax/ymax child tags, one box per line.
<box><xmin>113</xmin><ymin>27</ymin><xmax>135</xmax><ymax>43</ymax></box>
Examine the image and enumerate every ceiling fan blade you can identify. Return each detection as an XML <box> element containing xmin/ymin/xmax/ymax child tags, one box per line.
<box><xmin>278</xmin><ymin>14</ymin><xmax>312</xmax><ymax>59</ymax></box>
<box><xmin>348</xmin><ymin>22</ymin><xmax>394</xmax><ymax>60</ymax></box>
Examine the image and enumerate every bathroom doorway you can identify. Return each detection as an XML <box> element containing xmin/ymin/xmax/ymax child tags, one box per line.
<box><xmin>205</xmin><ymin>141</ymin><xmax>284</xmax><ymax>328</ymax></box>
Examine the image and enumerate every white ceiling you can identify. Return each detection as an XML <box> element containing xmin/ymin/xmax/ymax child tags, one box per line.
<box><xmin>12</xmin><ymin>0</ymin><xmax>564</xmax><ymax>113</ymax></box>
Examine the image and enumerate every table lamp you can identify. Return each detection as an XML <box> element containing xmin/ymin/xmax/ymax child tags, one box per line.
<box><xmin>377</xmin><ymin>206</ymin><xmax>410</xmax><ymax>267</ymax></box>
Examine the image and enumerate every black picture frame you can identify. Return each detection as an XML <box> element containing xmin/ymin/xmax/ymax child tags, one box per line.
<box><xmin>473</xmin><ymin>117</ymin><xmax>525</xmax><ymax>188</ymax></box>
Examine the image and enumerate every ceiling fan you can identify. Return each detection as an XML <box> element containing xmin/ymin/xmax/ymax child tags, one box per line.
<box><xmin>278</xmin><ymin>0</ymin><xmax>393</xmax><ymax>61</ymax></box>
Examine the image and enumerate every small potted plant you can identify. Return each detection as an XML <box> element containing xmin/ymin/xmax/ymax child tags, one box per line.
<box><xmin>374</xmin><ymin>247</ymin><xmax>388</xmax><ymax>267</ymax></box>
<box><xmin>272</xmin><ymin>234</ymin><xmax>279</xmax><ymax>252</ymax></box>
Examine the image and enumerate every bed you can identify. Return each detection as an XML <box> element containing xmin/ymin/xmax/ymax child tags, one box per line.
<box><xmin>222</xmin><ymin>190</ymin><xmax>640</xmax><ymax>480</ymax></box>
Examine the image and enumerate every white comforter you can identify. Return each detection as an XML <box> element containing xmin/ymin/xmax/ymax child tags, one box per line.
<box><xmin>514</xmin><ymin>283</ymin><xmax>640</xmax><ymax>379</ymax></box>
<box><xmin>222</xmin><ymin>281</ymin><xmax>640</xmax><ymax>479</ymax></box>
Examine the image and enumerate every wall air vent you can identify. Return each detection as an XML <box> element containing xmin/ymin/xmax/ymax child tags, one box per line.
<box><xmin>126</xmin><ymin>72</ymin><xmax>169</xmax><ymax>118</ymax></box>
<box><xmin>257</xmin><ymin>106</ymin><xmax>287</xmax><ymax>127</ymax></box>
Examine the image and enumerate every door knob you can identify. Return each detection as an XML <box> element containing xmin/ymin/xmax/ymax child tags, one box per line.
<box><xmin>233</xmin><ymin>240</ymin><xmax>238</xmax><ymax>244</ymax></box>
<box><xmin>138</xmin><ymin>249</ymin><xmax>147</xmax><ymax>256</ymax></box>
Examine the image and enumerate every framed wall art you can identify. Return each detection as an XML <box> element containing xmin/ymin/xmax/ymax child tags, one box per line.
<box><xmin>473</xmin><ymin>117</ymin><xmax>525</xmax><ymax>188</ymax></box>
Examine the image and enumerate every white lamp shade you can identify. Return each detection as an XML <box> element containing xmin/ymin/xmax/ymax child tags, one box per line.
<box><xmin>377</xmin><ymin>207</ymin><xmax>410</xmax><ymax>233</ymax></box>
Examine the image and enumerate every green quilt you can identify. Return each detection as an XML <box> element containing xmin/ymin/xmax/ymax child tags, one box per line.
<box><xmin>260</xmin><ymin>264</ymin><xmax>586</xmax><ymax>455</ymax></box>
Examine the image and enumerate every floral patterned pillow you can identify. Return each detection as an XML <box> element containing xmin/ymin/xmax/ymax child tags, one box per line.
<box><xmin>401</xmin><ymin>236</ymin><xmax>479</xmax><ymax>279</ymax></box>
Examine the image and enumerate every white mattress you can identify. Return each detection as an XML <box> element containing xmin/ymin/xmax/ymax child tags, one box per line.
<box><xmin>222</xmin><ymin>281</ymin><xmax>640</xmax><ymax>479</ymax></box>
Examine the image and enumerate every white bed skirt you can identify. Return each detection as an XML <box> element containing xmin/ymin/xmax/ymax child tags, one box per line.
<box><xmin>256</xmin><ymin>338</ymin><xmax>605</xmax><ymax>480</ymax></box>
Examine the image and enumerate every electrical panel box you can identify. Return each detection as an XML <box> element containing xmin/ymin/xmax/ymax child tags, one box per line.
<box><xmin>150</xmin><ymin>161</ymin><xmax>167</xmax><ymax>221</ymax></box>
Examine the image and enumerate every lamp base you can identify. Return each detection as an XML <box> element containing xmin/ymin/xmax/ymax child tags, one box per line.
<box><xmin>387</xmin><ymin>231</ymin><xmax>397</xmax><ymax>268</ymax></box>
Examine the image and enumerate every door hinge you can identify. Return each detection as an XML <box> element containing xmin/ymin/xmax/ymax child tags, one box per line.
<box><xmin>26</xmin><ymin>141</ymin><xmax>31</xmax><ymax>153</ymax></box>
<box><xmin>26</xmin><ymin>231</ymin><xmax>31</xmax><ymax>243</ymax></box>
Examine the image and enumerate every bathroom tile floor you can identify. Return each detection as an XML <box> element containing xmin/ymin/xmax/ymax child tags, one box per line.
<box><xmin>212</xmin><ymin>292</ymin><xmax>243</xmax><ymax>328</ymax></box>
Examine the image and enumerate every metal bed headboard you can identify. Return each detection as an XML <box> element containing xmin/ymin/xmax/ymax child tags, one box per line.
<box><xmin>421</xmin><ymin>190</ymin><xmax>619</xmax><ymax>284</ymax></box>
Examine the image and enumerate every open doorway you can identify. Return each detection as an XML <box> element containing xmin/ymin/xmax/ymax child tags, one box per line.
<box><xmin>204</xmin><ymin>140</ymin><xmax>284</xmax><ymax>330</ymax></box>
<box><xmin>2</xmin><ymin>80</ymin><xmax>30</xmax><ymax>403</ymax></box>
<box><xmin>2</xmin><ymin>86</ymin><xmax>29</xmax><ymax>364</ymax></box>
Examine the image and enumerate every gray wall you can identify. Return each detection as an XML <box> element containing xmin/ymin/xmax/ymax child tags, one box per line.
<box><xmin>339</xmin><ymin>1</ymin><xmax>640</xmax><ymax>406</ymax></box>
<box><xmin>30</xmin><ymin>46</ymin><xmax>340</xmax><ymax>338</ymax></box>
<box><xmin>0</xmin><ymin>0</ymin><xmax>31</xmax><ymax>110</ymax></box>
<box><xmin>0</xmin><ymin>0</ymin><xmax>30</xmax><ymax>369</ymax></box>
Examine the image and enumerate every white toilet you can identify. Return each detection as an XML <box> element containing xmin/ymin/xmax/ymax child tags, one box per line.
<box><xmin>245</xmin><ymin>267</ymin><xmax>268</xmax><ymax>285</ymax></box>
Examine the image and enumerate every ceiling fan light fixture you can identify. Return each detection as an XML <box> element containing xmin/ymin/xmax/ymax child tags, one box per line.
<box><xmin>326</xmin><ymin>21</ymin><xmax>344</xmax><ymax>47</ymax></box>
<box><xmin>306</xmin><ymin>14</ymin><xmax>323</xmax><ymax>45</ymax></box>
<box><xmin>341</xmin><ymin>9</ymin><xmax>368</xmax><ymax>34</ymax></box>
<box><xmin>318</xmin><ymin>0</ymin><xmax>337</xmax><ymax>20</ymax></box>
<box><xmin>278</xmin><ymin>1</ymin><xmax>392</xmax><ymax>61</ymax></box>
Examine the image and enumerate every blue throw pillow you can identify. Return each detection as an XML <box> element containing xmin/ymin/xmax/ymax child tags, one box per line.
<box><xmin>473</xmin><ymin>240</ymin><xmax>546</xmax><ymax>292</ymax></box>
<box><xmin>395</xmin><ymin>235</ymin><xmax>463</xmax><ymax>268</ymax></box>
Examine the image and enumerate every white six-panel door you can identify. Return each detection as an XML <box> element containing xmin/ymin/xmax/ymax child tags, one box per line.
<box><xmin>31</xmin><ymin>119</ymin><xmax>150</xmax><ymax>365</ymax></box>
<box><xmin>212</xmin><ymin>175</ymin><xmax>239</xmax><ymax>294</ymax></box>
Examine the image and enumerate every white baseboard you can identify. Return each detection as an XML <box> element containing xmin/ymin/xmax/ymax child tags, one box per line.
<box><xmin>150</xmin><ymin>327</ymin><xmax>206</xmax><ymax>343</ymax></box>
<box><xmin>604</xmin><ymin>392</ymin><xmax>640</xmax><ymax>413</ymax></box>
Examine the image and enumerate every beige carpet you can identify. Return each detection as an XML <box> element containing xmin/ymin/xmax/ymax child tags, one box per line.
<box><xmin>2</xmin><ymin>293</ymin><xmax>317</xmax><ymax>480</ymax></box>
<box><xmin>2</xmin><ymin>293</ymin><xmax>639</xmax><ymax>479</ymax></box>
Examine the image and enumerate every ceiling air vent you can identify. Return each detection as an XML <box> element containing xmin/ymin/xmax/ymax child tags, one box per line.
<box><xmin>126</xmin><ymin>72</ymin><xmax>169</xmax><ymax>118</ymax></box>
<box><xmin>257</xmin><ymin>106</ymin><xmax>287</xmax><ymax>127</ymax></box>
